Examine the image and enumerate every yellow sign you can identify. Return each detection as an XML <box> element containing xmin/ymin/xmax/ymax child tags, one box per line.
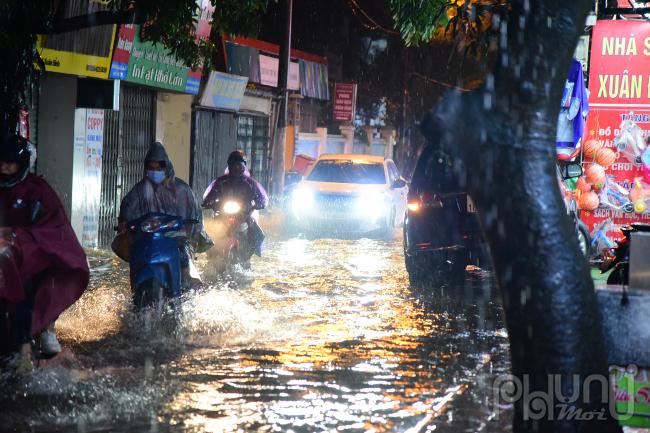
<box><xmin>37</xmin><ymin>25</ymin><xmax>117</xmax><ymax>79</ymax></box>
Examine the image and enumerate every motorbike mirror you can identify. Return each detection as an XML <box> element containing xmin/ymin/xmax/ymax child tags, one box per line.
<box><xmin>561</xmin><ymin>162</ymin><xmax>583</xmax><ymax>180</ymax></box>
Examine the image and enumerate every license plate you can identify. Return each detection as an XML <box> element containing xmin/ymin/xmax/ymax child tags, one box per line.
<box><xmin>467</xmin><ymin>195</ymin><xmax>477</xmax><ymax>213</ymax></box>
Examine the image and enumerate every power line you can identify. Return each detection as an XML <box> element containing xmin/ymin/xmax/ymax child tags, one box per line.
<box><xmin>411</xmin><ymin>72</ymin><xmax>473</xmax><ymax>92</ymax></box>
<box><xmin>346</xmin><ymin>0</ymin><xmax>400</xmax><ymax>35</ymax></box>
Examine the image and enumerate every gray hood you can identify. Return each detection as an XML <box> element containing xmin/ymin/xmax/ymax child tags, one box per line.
<box><xmin>145</xmin><ymin>141</ymin><xmax>175</xmax><ymax>181</ymax></box>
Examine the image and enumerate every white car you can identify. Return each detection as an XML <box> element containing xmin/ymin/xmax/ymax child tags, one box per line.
<box><xmin>289</xmin><ymin>154</ymin><xmax>408</xmax><ymax>237</ymax></box>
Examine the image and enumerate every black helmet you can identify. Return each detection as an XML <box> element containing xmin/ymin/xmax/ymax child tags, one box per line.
<box><xmin>227</xmin><ymin>150</ymin><xmax>247</xmax><ymax>165</ymax></box>
<box><xmin>0</xmin><ymin>134</ymin><xmax>35</xmax><ymax>187</ymax></box>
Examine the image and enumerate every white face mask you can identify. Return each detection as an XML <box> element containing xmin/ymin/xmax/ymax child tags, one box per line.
<box><xmin>146</xmin><ymin>170</ymin><xmax>165</xmax><ymax>184</ymax></box>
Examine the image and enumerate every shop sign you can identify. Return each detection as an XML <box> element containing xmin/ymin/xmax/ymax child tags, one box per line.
<box><xmin>109</xmin><ymin>24</ymin><xmax>200</xmax><ymax>93</ymax></box>
<box><xmin>584</xmin><ymin>20</ymin><xmax>650</xmax><ymax>233</ymax></box>
<box><xmin>300</xmin><ymin>60</ymin><xmax>329</xmax><ymax>100</ymax></box>
<box><xmin>199</xmin><ymin>72</ymin><xmax>248</xmax><ymax>110</ymax></box>
<box><xmin>259</xmin><ymin>54</ymin><xmax>300</xmax><ymax>89</ymax></box>
<box><xmin>590</xmin><ymin>20</ymin><xmax>650</xmax><ymax>107</ymax></box>
<box><xmin>37</xmin><ymin>0</ymin><xmax>116</xmax><ymax>79</ymax></box>
<box><xmin>109</xmin><ymin>0</ymin><xmax>213</xmax><ymax>94</ymax></box>
<box><xmin>333</xmin><ymin>82</ymin><xmax>357</xmax><ymax>122</ymax></box>
<box><xmin>611</xmin><ymin>365</ymin><xmax>650</xmax><ymax>427</ymax></box>
<box><xmin>37</xmin><ymin>29</ymin><xmax>116</xmax><ymax>79</ymax></box>
<box><xmin>72</xmin><ymin>109</ymin><xmax>104</xmax><ymax>248</ymax></box>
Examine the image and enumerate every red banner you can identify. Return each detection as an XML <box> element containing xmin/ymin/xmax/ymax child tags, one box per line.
<box><xmin>333</xmin><ymin>82</ymin><xmax>357</xmax><ymax>122</ymax></box>
<box><xmin>584</xmin><ymin>20</ymin><xmax>650</xmax><ymax>239</ymax></box>
<box><xmin>590</xmin><ymin>20</ymin><xmax>650</xmax><ymax>107</ymax></box>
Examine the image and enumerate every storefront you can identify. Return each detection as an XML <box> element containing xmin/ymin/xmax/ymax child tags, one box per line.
<box><xmin>579</xmin><ymin>19</ymin><xmax>650</xmax><ymax>250</ymax></box>
<box><xmin>223</xmin><ymin>37</ymin><xmax>329</xmax><ymax>184</ymax></box>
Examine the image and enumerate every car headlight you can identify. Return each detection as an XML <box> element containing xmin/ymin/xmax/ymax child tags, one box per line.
<box><xmin>223</xmin><ymin>201</ymin><xmax>241</xmax><ymax>214</ymax></box>
<box><xmin>292</xmin><ymin>187</ymin><xmax>315</xmax><ymax>211</ymax></box>
<box><xmin>356</xmin><ymin>191</ymin><xmax>387</xmax><ymax>219</ymax></box>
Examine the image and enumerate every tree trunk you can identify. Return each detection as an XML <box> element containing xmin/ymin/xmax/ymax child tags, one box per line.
<box><xmin>422</xmin><ymin>2</ymin><xmax>622</xmax><ymax>432</ymax></box>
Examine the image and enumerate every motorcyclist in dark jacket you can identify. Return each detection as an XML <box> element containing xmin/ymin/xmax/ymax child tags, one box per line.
<box><xmin>202</xmin><ymin>151</ymin><xmax>268</xmax><ymax>257</ymax></box>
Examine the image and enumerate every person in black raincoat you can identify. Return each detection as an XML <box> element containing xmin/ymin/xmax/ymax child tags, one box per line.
<box><xmin>114</xmin><ymin>141</ymin><xmax>211</xmax><ymax>285</ymax></box>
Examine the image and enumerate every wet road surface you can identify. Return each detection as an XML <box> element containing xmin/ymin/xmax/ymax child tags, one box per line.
<box><xmin>0</xmin><ymin>228</ymin><xmax>512</xmax><ymax>433</ymax></box>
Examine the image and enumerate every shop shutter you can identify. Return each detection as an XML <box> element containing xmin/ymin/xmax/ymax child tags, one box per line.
<box><xmin>190</xmin><ymin>108</ymin><xmax>238</xmax><ymax>199</ymax></box>
<box><xmin>237</xmin><ymin>114</ymin><xmax>271</xmax><ymax>189</ymax></box>
<box><xmin>98</xmin><ymin>84</ymin><xmax>155</xmax><ymax>247</ymax></box>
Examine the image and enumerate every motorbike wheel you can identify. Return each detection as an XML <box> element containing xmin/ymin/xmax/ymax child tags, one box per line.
<box><xmin>134</xmin><ymin>278</ymin><xmax>164</xmax><ymax>310</ymax></box>
<box><xmin>606</xmin><ymin>264</ymin><xmax>628</xmax><ymax>285</ymax></box>
<box><xmin>577</xmin><ymin>221</ymin><xmax>591</xmax><ymax>258</ymax></box>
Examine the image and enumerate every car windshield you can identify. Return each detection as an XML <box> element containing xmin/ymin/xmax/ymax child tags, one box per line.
<box><xmin>307</xmin><ymin>160</ymin><xmax>386</xmax><ymax>184</ymax></box>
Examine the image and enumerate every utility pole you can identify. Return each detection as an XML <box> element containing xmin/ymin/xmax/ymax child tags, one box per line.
<box><xmin>271</xmin><ymin>0</ymin><xmax>293</xmax><ymax>197</ymax></box>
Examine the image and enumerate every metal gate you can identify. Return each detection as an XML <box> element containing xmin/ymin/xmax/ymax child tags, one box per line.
<box><xmin>237</xmin><ymin>114</ymin><xmax>271</xmax><ymax>188</ymax></box>
<box><xmin>190</xmin><ymin>108</ymin><xmax>238</xmax><ymax>197</ymax></box>
<box><xmin>98</xmin><ymin>85</ymin><xmax>155</xmax><ymax>246</ymax></box>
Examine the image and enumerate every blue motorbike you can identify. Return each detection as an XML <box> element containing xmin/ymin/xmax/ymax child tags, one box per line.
<box><xmin>121</xmin><ymin>213</ymin><xmax>198</xmax><ymax>310</ymax></box>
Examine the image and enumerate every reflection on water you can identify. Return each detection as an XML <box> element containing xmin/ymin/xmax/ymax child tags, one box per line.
<box><xmin>0</xmin><ymin>233</ymin><xmax>511</xmax><ymax>433</ymax></box>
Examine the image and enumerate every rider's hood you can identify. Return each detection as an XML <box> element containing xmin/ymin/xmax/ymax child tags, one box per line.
<box><xmin>144</xmin><ymin>141</ymin><xmax>175</xmax><ymax>182</ymax></box>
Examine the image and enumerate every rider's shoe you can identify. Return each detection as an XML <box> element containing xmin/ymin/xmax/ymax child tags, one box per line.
<box><xmin>9</xmin><ymin>352</ymin><xmax>34</xmax><ymax>377</ymax></box>
<box><xmin>39</xmin><ymin>330</ymin><xmax>62</xmax><ymax>355</ymax></box>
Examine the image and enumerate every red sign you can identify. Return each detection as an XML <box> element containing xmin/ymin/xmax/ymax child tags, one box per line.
<box><xmin>333</xmin><ymin>82</ymin><xmax>357</xmax><ymax>122</ymax></box>
<box><xmin>188</xmin><ymin>0</ymin><xmax>215</xmax><ymax>83</ymax></box>
<box><xmin>590</xmin><ymin>20</ymin><xmax>650</xmax><ymax>107</ymax></box>
<box><xmin>584</xmin><ymin>20</ymin><xmax>650</xmax><ymax>236</ymax></box>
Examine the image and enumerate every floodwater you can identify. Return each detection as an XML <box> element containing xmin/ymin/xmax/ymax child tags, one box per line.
<box><xmin>0</xmin><ymin>225</ymin><xmax>512</xmax><ymax>433</ymax></box>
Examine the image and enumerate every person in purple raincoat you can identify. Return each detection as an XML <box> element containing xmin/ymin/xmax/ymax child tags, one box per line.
<box><xmin>202</xmin><ymin>150</ymin><xmax>268</xmax><ymax>258</ymax></box>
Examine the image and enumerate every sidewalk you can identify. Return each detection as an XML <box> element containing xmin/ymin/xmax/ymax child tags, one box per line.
<box><xmin>591</xmin><ymin>266</ymin><xmax>610</xmax><ymax>285</ymax></box>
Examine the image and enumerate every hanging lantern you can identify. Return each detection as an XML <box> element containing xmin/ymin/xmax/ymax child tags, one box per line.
<box><xmin>583</xmin><ymin>139</ymin><xmax>603</xmax><ymax>159</ymax></box>
<box><xmin>595</xmin><ymin>148</ymin><xmax>617</xmax><ymax>168</ymax></box>
<box><xmin>576</xmin><ymin>176</ymin><xmax>592</xmax><ymax>193</ymax></box>
<box><xmin>585</xmin><ymin>164</ymin><xmax>606</xmax><ymax>186</ymax></box>
<box><xmin>578</xmin><ymin>191</ymin><xmax>600</xmax><ymax>211</ymax></box>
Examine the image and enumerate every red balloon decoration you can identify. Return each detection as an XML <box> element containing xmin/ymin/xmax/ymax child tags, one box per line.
<box><xmin>595</xmin><ymin>148</ymin><xmax>617</xmax><ymax>168</ymax></box>
<box><xmin>578</xmin><ymin>191</ymin><xmax>600</xmax><ymax>211</ymax></box>
<box><xmin>585</xmin><ymin>164</ymin><xmax>606</xmax><ymax>187</ymax></box>
<box><xmin>576</xmin><ymin>176</ymin><xmax>592</xmax><ymax>193</ymax></box>
<box><xmin>583</xmin><ymin>139</ymin><xmax>603</xmax><ymax>159</ymax></box>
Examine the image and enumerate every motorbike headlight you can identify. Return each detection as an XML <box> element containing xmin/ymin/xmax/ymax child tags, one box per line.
<box><xmin>141</xmin><ymin>218</ymin><xmax>162</xmax><ymax>233</ymax></box>
<box><xmin>223</xmin><ymin>201</ymin><xmax>241</xmax><ymax>214</ymax></box>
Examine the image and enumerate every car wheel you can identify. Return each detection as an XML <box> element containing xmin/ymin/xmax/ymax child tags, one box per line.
<box><xmin>405</xmin><ymin>254</ymin><xmax>428</xmax><ymax>286</ymax></box>
<box><xmin>433</xmin><ymin>251</ymin><xmax>466</xmax><ymax>284</ymax></box>
<box><xmin>378</xmin><ymin>208</ymin><xmax>396</xmax><ymax>241</ymax></box>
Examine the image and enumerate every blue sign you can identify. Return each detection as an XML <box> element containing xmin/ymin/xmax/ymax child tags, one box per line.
<box><xmin>199</xmin><ymin>72</ymin><xmax>248</xmax><ymax>111</ymax></box>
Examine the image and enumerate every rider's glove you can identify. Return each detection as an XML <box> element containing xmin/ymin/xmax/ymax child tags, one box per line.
<box><xmin>0</xmin><ymin>228</ymin><xmax>16</xmax><ymax>261</ymax></box>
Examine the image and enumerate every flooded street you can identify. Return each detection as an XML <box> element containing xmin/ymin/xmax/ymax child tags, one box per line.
<box><xmin>0</xmin><ymin>226</ymin><xmax>511</xmax><ymax>433</ymax></box>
